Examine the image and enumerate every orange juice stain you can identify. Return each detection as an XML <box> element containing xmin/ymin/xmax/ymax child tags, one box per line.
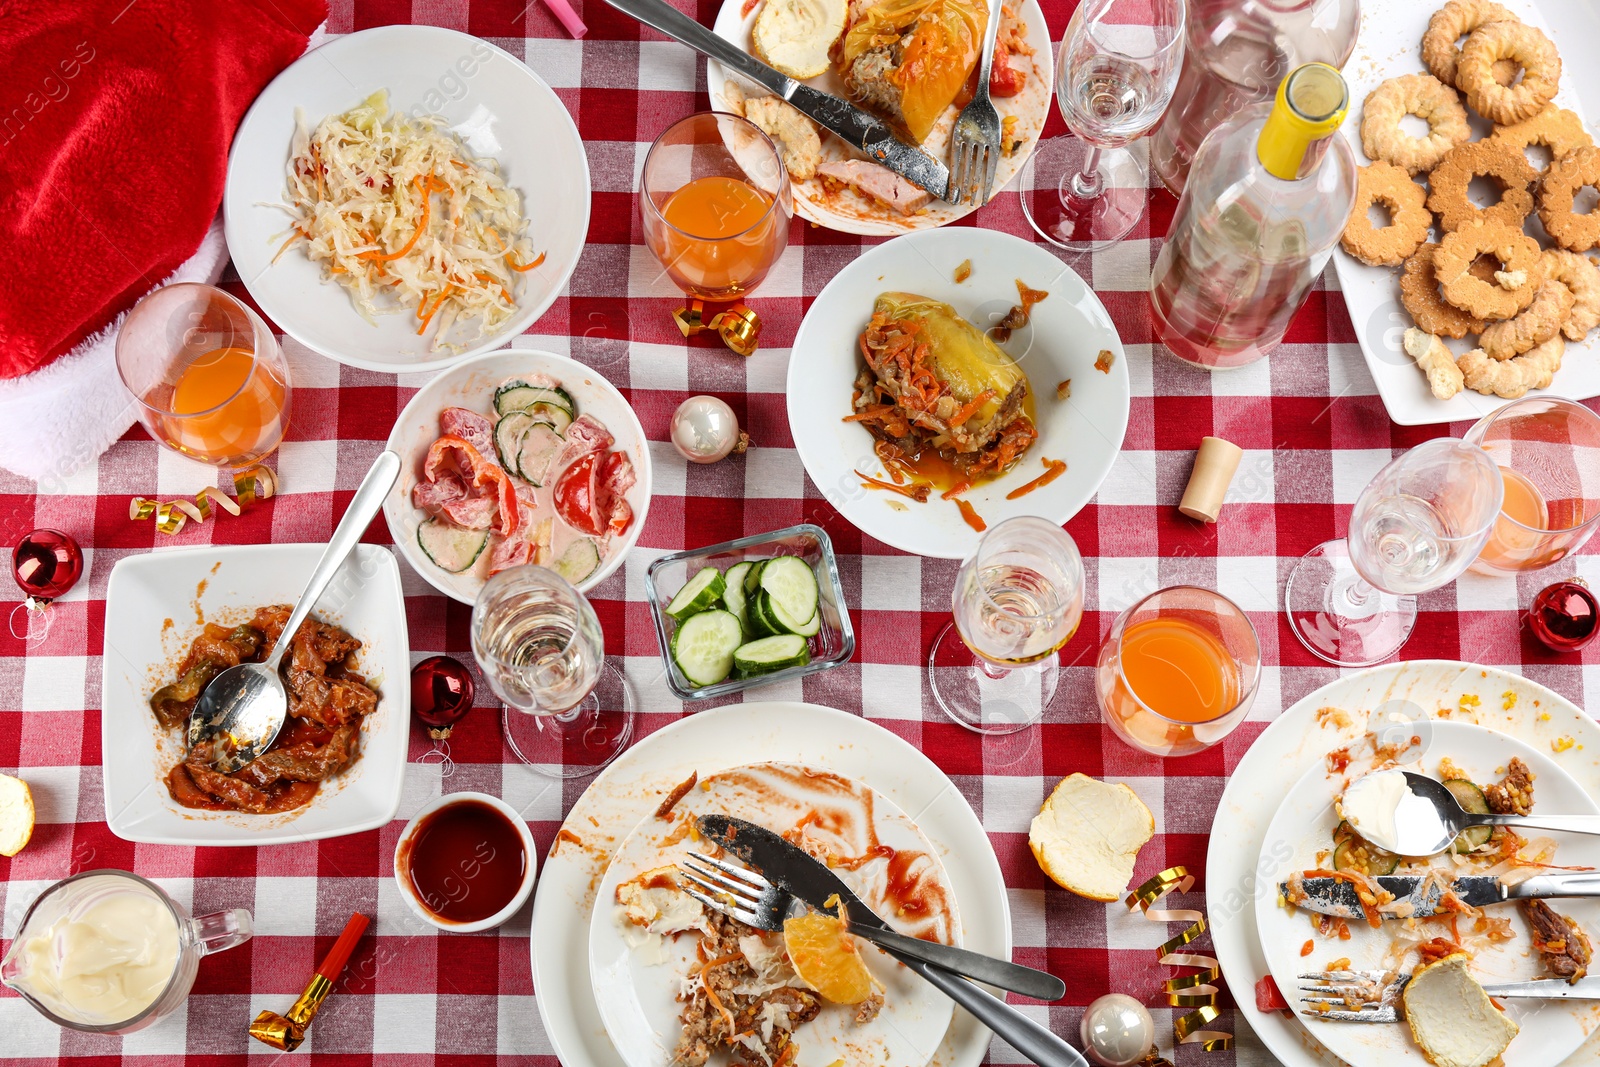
<box><xmin>1119</xmin><ymin>617</ymin><xmax>1238</xmax><ymax>724</ymax></box>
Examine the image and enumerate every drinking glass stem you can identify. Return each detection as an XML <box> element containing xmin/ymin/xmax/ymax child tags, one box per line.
<box><xmin>977</xmin><ymin>657</ymin><xmax>1013</xmax><ymax>681</ymax></box>
<box><xmin>1070</xmin><ymin>146</ymin><xmax>1104</xmax><ymax>200</ymax></box>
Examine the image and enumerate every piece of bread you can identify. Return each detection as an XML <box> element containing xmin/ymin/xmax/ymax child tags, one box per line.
<box><xmin>752</xmin><ymin>0</ymin><xmax>847</xmax><ymax>80</ymax></box>
<box><xmin>1028</xmin><ymin>773</ymin><xmax>1154</xmax><ymax>902</ymax></box>
<box><xmin>1402</xmin><ymin>953</ymin><xmax>1518</xmax><ymax>1067</ymax></box>
<box><xmin>0</xmin><ymin>772</ymin><xmax>35</xmax><ymax>857</ymax></box>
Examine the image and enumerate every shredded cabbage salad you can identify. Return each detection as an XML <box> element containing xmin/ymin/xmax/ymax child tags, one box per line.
<box><xmin>275</xmin><ymin>90</ymin><xmax>543</xmax><ymax>352</ymax></box>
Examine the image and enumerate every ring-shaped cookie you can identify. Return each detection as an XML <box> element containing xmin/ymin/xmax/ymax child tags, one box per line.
<box><xmin>1489</xmin><ymin>107</ymin><xmax>1594</xmax><ymax>173</ymax></box>
<box><xmin>1421</xmin><ymin>0</ymin><xmax>1516</xmax><ymax>87</ymax></box>
<box><xmin>1542</xmin><ymin>248</ymin><xmax>1600</xmax><ymax>340</ymax></box>
<box><xmin>1342</xmin><ymin>162</ymin><xmax>1432</xmax><ymax>265</ymax></box>
<box><xmin>1479</xmin><ymin>279</ymin><xmax>1574</xmax><ymax>359</ymax></box>
<box><xmin>1435</xmin><ymin>221</ymin><xmax>1545</xmax><ymax>320</ymax></box>
<box><xmin>1360</xmin><ymin>74</ymin><xmax>1472</xmax><ymax>175</ymax></box>
<box><xmin>1426</xmin><ymin>139</ymin><xmax>1537</xmax><ymax>232</ymax></box>
<box><xmin>1458</xmin><ymin>20</ymin><xmax>1562</xmax><ymax>124</ymax></box>
<box><xmin>1538</xmin><ymin>145</ymin><xmax>1600</xmax><ymax>253</ymax></box>
<box><xmin>1401</xmin><ymin>243</ymin><xmax>1489</xmax><ymax>338</ymax></box>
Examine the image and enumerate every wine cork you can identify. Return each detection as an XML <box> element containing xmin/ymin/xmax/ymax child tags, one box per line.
<box><xmin>1179</xmin><ymin>437</ymin><xmax>1244</xmax><ymax>523</ymax></box>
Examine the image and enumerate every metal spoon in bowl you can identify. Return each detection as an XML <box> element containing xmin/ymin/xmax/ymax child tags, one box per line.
<box><xmin>187</xmin><ymin>450</ymin><xmax>402</xmax><ymax>773</ymax></box>
<box><xmin>1342</xmin><ymin>769</ymin><xmax>1600</xmax><ymax>856</ymax></box>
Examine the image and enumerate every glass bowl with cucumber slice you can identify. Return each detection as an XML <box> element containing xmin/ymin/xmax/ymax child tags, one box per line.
<box><xmin>646</xmin><ymin>524</ymin><xmax>855</xmax><ymax>699</ymax></box>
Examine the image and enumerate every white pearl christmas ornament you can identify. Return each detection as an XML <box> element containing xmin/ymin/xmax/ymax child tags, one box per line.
<box><xmin>671</xmin><ymin>396</ymin><xmax>741</xmax><ymax>463</ymax></box>
<box><xmin>1080</xmin><ymin>993</ymin><xmax>1156</xmax><ymax>1067</ymax></box>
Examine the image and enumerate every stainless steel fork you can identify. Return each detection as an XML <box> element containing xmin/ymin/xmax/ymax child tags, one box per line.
<box><xmin>1299</xmin><ymin>968</ymin><xmax>1600</xmax><ymax>1022</ymax></box>
<box><xmin>676</xmin><ymin>851</ymin><xmax>1065</xmax><ymax>1000</ymax></box>
<box><xmin>948</xmin><ymin>0</ymin><xmax>1006</xmax><ymax>206</ymax></box>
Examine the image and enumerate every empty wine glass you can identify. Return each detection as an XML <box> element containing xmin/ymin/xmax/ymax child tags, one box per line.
<box><xmin>928</xmin><ymin>516</ymin><xmax>1085</xmax><ymax>734</ymax></box>
<box><xmin>1020</xmin><ymin>0</ymin><xmax>1186</xmax><ymax>251</ymax></box>
<box><xmin>1284</xmin><ymin>438</ymin><xmax>1504</xmax><ymax>667</ymax></box>
<box><xmin>471</xmin><ymin>565</ymin><xmax>635</xmax><ymax>778</ymax></box>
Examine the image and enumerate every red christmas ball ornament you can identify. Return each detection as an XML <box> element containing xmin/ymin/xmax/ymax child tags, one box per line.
<box><xmin>1527</xmin><ymin>581</ymin><xmax>1600</xmax><ymax>652</ymax></box>
<box><xmin>13</xmin><ymin>530</ymin><xmax>83</xmax><ymax>602</ymax></box>
<box><xmin>411</xmin><ymin>656</ymin><xmax>475</xmax><ymax>739</ymax></box>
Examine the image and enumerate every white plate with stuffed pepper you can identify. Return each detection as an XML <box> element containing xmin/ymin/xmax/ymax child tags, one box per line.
<box><xmin>1333</xmin><ymin>0</ymin><xmax>1599</xmax><ymax>426</ymax></box>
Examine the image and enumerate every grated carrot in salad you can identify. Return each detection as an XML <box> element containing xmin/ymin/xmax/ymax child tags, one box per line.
<box><xmin>276</xmin><ymin>90</ymin><xmax>543</xmax><ymax>352</ymax></box>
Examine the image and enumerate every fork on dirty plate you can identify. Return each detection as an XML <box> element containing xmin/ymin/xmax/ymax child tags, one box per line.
<box><xmin>1299</xmin><ymin>967</ymin><xmax>1600</xmax><ymax>1022</ymax></box>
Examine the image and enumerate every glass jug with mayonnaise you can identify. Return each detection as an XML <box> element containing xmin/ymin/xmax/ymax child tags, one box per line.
<box><xmin>2</xmin><ymin>869</ymin><xmax>252</xmax><ymax>1033</ymax></box>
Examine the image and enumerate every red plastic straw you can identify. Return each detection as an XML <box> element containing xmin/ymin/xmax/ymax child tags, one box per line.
<box><xmin>316</xmin><ymin>913</ymin><xmax>370</xmax><ymax>981</ymax></box>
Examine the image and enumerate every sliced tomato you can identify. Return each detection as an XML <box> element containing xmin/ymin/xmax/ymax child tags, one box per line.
<box><xmin>423</xmin><ymin>434</ymin><xmax>519</xmax><ymax>537</ymax></box>
<box><xmin>553</xmin><ymin>452</ymin><xmax>604</xmax><ymax>536</ymax></box>
<box><xmin>991</xmin><ymin>46</ymin><xmax>1026</xmax><ymax>97</ymax></box>
<box><xmin>1255</xmin><ymin>975</ymin><xmax>1289</xmax><ymax>1014</ymax></box>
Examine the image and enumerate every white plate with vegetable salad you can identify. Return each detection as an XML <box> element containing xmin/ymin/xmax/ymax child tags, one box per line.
<box><xmin>224</xmin><ymin>25</ymin><xmax>590</xmax><ymax>373</ymax></box>
<box><xmin>383</xmin><ymin>349</ymin><xmax>651</xmax><ymax>604</ymax></box>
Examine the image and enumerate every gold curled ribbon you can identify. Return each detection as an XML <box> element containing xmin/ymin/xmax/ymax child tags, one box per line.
<box><xmin>672</xmin><ymin>300</ymin><xmax>761</xmax><ymax>357</ymax></box>
<box><xmin>130</xmin><ymin>467</ymin><xmax>277</xmax><ymax>536</ymax></box>
<box><xmin>1126</xmin><ymin>866</ymin><xmax>1233</xmax><ymax>1054</ymax></box>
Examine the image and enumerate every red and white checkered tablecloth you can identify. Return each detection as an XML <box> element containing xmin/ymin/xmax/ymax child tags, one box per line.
<box><xmin>6</xmin><ymin>1</ymin><xmax>1600</xmax><ymax>1064</ymax></box>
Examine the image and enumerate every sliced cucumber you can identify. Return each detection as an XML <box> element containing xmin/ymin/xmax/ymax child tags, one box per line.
<box><xmin>517</xmin><ymin>422</ymin><xmax>565</xmax><ymax>486</ymax></box>
<box><xmin>763</xmin><ymin>588</ymin><xmax>821</xmax><ymax>637</ymax></box>
<box><xmin>743</xmin><ymin>560</ymin><xmax>766</xmax><ymax>595</ymax></box>
<box><xmin>734</xmin><ymin>634</ymin><xmax>812</xmax><ymax>676</ymax></box>
<box><xmin>665</xmin><ymin>566</ymin><xmax>727</xmax><ymax>621</ymax></box>
<box><xmin>494</xmin><ymin>411</ymin><xmax>535</xmax><ymax>474</ymax></box>
<box><xmin>745</xmin><ymin>590</ymin><xmax>782</xmax><ymax>638</ymax></box>
<box><xmin>759</xmin><ymin>556</ymin><xmax>819</xmax><ymax>625</ymax></box>
<box><xmin>1444</xmin><ymin>779</ymin><xmax>1493</xmax><ymax>852</ymax></box>
<box><xmin>527</xmin><ymin>403</ymin><xmax>573</xmax><ymax>434</ymax></box>
<box><xmin>1332</xmin><ymin>838</ymin><xmax>1399</xmax><ymax>876</ymax></box>
<box><xmin>552</xmin><ymin>538</ymin><xmax>601</xmax><ymax>585</ymax></box>
<box><xmin>1333</xmin><ymin>820</ymin><xmax>1357</xmax><ymax>847</ymax></box>
<box><xmin>495</xmin><ymin>382</ymin><xmax>575</xmax><ymax>417</ymax></box>
<box><xmin>723</xmin><ymin>562</ymin><xmax>754</xmax><ymax>633</ymax></box>
<box><xmin>417</xmin><ymin>518</ymin><xmax>489</xmax><ymax>573</ymax></box>
<box><xmin>671</xmin><ymin>609</ymin><xmax>743</xmax><ymax>687</ymax></box>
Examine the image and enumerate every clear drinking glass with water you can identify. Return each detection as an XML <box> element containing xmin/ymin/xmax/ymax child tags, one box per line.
<box><xmin>471</xmin><ymin>565</ymin><xmax>635</xmax><ymax>778</ymax></box>
<box><xmin>928</xmin><ymin>516</ymin><xmax>1085</xmax><ymax>734</ymax></box>
<box><xmin>1019</xmin><ymin>0</ymin><xmax>1186</xmax><ymax>251</ymax></box>
<box><xmin>1284</xmin><ymin>438</ymin><xmax>1504</xmax><ymax>667</ymax></box>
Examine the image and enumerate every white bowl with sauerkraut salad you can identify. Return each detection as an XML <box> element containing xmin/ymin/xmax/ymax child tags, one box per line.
<box><xmin>223</xmin><ymin>26</ymin><xmax>590</xmax><ymax>372</ymax></box>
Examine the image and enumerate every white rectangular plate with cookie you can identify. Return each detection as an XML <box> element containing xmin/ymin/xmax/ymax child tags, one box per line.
<box><xmin>1334</xmin><ymin>0</ymin><xmax>1598</xmax><ymax>426</ymax></box>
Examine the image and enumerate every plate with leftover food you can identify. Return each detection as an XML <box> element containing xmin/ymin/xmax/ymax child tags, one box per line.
<box><xmin>1333</xmin><ymin>0</ymin><xmax>1599</xmax><ymax>425</ymax></box>
<box><xmin>1206</xmin><ymin>660</ymin><xmax>1600</xmax><ymax>1067</ymax></box>
<box><xmin>786</xmin><ymin>225</ymin><xmax>1129</xmax><ymax>559</ymax></box>
<box><xmin>383</xmin><ymin>348</ymin><xmax>651</xmax><ymax>604</ymax></box>
<box><xmin>1259</xmin><ymin>719</ymin><xmax>1600</xmax><ymax>1067</ymax></box>
<box><xmin>224</xmin><ymin>25</ymin><xmax>590</xmax><ymax>372</ymax></box>
<box><xmin>706</xmin><ymin>0</ymin><xmax>1052</xmax><ymax>234</ymax></box>
<box><xmin>530</xmin><ymin>702</ymin><xmax>1010</xmax><ymax>1067</ymax></box>
<box><xmin>590</xmin><ymin>762</ymin><xmax>958</xmax><ymax>1067</ymax></box>
<box><xmin>100</xmin><ymin>543</ymin><xmax>409</xmax><ymax>846</ymax></box>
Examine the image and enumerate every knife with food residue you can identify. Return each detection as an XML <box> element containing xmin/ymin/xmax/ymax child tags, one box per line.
<box><xmin>595</xmin><ymin>0</ymin><xmax>951</xmax><ymax>202</ymax></box>
<box><xmin>1282</xmin><ymin>871</ymin><xmax>1600</xmax><ymax>919</ymax></box>
<box><xmin>696</xmin><ymin>815</ymin><xmax>1085</xmax><ymax>1067</ymax></box>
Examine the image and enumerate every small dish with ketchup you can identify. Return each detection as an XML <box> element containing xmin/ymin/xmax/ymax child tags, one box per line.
<box><xmin>394</xmin><ymin>792</ymin><xmax>536</xmax><ymax>932</ymax></box>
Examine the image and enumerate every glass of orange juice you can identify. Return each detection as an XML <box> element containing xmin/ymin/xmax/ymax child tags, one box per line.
<box><xmin>639</xmin><ymin>113</ymin><xmax>792</xmax><ymax>302</ymax></box>
<box><xmin>1097</xmin><ymin>586</ymin><xmax>1260</xmax><ymax>758</ymax></box>
<box><xmin>1462</xmin><ymin>396</ymin><xmax>1600</xmax><ymax>576</ymax></box>
<box><xmin>116</xmin><ymin>284</ymin><xmax>291</xmax><ymax>469</ymax></box>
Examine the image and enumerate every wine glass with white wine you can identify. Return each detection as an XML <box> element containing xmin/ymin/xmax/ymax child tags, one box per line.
<box><xmin>1020</xmin><ymin>0</ymin><xmax>1186</xmax><ymax>251</ymax></box>
<box><xmin>1285</xmin><ymin>437</ymin><xmax>1503</xmax><ymax>667</ymax></box>
<box><xmin>471</xmin><ymin>565</ymin><xmax>635</xmax><ymax>777</ymax></box>
<box><xmin>928</xmin><ymin>516</ymin><xmax>1085</xmax><ymax>733</ymax></box>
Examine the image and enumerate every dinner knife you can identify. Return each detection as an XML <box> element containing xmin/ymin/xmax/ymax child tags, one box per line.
<box><xmin>1281</xmin><ymin>871</ymin><xmax>1600</xmax><ymax>919</ymax></box>
<box><xmin>697</xmin><ymin>816</ymin><xmax>1087</xmax><ymax>1067</ymax></box>
<box><xmin>595</xmin><ymin>0</ymin><xmax>952</xmax><ymax>202</ymax></box>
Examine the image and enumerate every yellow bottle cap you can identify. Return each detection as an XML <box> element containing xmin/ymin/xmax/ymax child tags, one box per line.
<box><xmin>1257</xmin><ymin>63</ymin><xmax>1349</xmax><ymax>181</ymax></box>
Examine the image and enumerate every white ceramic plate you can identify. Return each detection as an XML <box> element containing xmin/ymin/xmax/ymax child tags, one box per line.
<box><xmin>1206</xmin><ymin>661</ymin><xmax>1600</xmax><ymax>1067</ymax></box>
<box><xmin>590</xmin><ymin>762</ymin><xmax>958</xmax><ymax>1067</ymax></box>
<box><xmin>101</xmin><ymin>544</ymin><xmax>410</xmax><ymax>846</ymax></box>
<box><xmin>1333</xmin><ymin>0</ymin><xmax>1595</xmax><ymax>426</ymax></box>
<box><xmin>224</xmin><ymin>25</ymin><xmax>590</xmax><ymax>373</ymax></box>
<box><xmin>706</xmin><ymin>0</ymin><xmax>1053</xmax><ymax>235</ymax></box>
<box><xmin>382</xmin><ymin>348</ymin><xmax>652</xmax><ymax>604</ymax></box>
<box><xmin>1256</xmin><ymin>720</ymin><xmax>1600</xmax><ymax>1067</ymax></box>
<box><xmin>530</xmin><ymin>703</ymin><xmax>1010</xmax><ymax>1067</ymax></box>
<box><xmin>786</xmin><ymin>226</ymin><xmax>1130</xmax><ymax>559</ymax></box>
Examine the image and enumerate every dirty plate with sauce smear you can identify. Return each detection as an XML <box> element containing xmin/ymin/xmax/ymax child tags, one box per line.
<box><xmin>589</xmin><ymin>761</ymin><xmax>959</xmax><ymax>1067</ymax></box>
<box><xmin>787</xmin><ymin>227</ymin><xmax>1129</xmax><ymax>560</ymax></box>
